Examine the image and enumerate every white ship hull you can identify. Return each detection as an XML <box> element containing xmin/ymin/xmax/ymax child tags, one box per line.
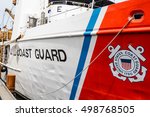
<box><xmin>3</xmin><ymin>0</ymin><xmax>150</xmax><ymax>100</ymax></box>
<box><xmin>6</xmin><ymin>0</ymin><xmax>107</xmax><ymax>99</ymax></box>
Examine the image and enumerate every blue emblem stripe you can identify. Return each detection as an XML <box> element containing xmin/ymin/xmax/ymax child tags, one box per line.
<box><xmin>70</xmin><ymin>8</ymin><xmax>101</xmax><ymax>100</ymax></box>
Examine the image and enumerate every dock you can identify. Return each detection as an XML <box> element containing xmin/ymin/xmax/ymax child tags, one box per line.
<box><xmin>0</xmin><ymin>79</ymin><xmax>16</xmax><ymax>100</ymax></box>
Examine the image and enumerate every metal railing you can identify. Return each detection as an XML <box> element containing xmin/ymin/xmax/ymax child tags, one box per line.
<box><xmin>48</xmin><ymin>0</ymin><xmax>90</xmax><ymax>8</ymax></box>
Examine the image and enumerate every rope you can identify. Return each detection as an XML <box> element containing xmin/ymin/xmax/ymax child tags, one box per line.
<box><xmin>16</xmin><ymin>16</ymin><xmax>134</xmax><ymax>98</ymax></box>
<box><xmin>16</xmin><ymin>79</ymin><xmax>38</xmax><ymax>97</ymax></box>
<box><xmin>44</xmin><ymin>16</ymin><xmax>134</xmax><ymax>95</ymax></box>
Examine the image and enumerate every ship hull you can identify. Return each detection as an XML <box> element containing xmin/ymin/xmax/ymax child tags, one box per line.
<box><xmin>8</xmin><ymin>35</ymin><xmax>98</xmax><ymax>99</ymax></box>
<box><xmin>5</xmin><ymin>0</ymin><xmax>150</xmax><ymax>99</ymax></box>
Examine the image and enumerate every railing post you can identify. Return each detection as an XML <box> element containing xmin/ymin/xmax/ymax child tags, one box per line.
<box><xmin>92</xmin><ymin>0</ymin><xmax>95</xmax><ymax>8</ymax></box>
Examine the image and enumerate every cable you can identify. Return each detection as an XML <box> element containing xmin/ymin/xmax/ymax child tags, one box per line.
<box><xmin>13</xmin><ymin>8</ymin><xmax>134</xmax><ymax>98</ymax></box>
<box><xmin>44</xmin><ymin>16</ymin><xmax>134</xmax><ymax>95</ymax></box>
<box><xmin>16</xmin><ymin>16</ymin><xmax>134</xmax><ymax>98</ymax></box>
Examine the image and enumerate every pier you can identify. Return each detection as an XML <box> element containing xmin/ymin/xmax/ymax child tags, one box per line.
<box><xmin>0</xmin><ymin>79</ymin><xmax>16</xmax><ymax>100</ymax></box>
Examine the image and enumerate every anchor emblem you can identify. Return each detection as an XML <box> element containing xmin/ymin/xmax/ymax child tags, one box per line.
<box><xmin>108</xmin><ymin>45</ymin><xmax>147</xmax><ymax>83</ymax></box>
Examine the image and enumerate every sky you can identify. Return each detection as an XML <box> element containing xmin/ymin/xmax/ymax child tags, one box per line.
<box><xmin>0</xmin><ymin>0</ymin><xmax>14</xmax><ymax>29</ymax></box>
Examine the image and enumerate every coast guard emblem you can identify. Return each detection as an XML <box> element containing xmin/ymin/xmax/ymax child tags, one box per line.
<box><xmin>108</xmin><ymin>45</ymin><xmax>147</xmax><ymax>83</ymax></box>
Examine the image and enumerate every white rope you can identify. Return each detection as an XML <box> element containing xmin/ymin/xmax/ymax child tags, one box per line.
<box><xmin>45</xmin><ymin>16</ymin><xmax>134</xmax><ymax>95</ymax></box>
<box><xmin>16</xmin><ymin>17</ymin><xmax>134</xmax><ymax>98</ymax></box>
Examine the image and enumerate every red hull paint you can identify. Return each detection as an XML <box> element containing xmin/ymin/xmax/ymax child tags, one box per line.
<box><xmin>79</xmin><ymin>0</ymin><xmax>150</xmax><ymax>99</ymax></box>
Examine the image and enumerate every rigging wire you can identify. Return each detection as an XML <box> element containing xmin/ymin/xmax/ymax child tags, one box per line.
<box><xmin>7</xmin><ymin>1</ymin><xmax>133</xmax><ymax>98</ymax></box>
<box><xmin>44</xmin><ymin>16</ymin><xmax>134</xmax><ymax>95</ymax></box>
<box><xmin>5</xmin><ymin>5</ymin><xmax>14</xmax><ymax>27</ymax></box>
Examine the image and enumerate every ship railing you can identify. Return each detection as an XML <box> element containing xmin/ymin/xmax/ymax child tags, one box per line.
<box><xmin>49</xmin><ymin>0</ymin><xmax>90</xmax><ymax>8</ymax></box>
<box><xmin>48</xmin><ymin>5</ymin><xmax>86</xmax><ymax>19</ymax></box>
<box><xmin>27</xmin><ymin>4</ymin><xmax>85</xmax><ymax>28</ymax></box>
<box><xmin>66</xmin><ymin>1</ymin><xmax>89</xmax><ymax>8</ymax></box>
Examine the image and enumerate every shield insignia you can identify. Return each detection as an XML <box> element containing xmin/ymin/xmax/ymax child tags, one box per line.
<box><xmin>121</xmin><ymin>59</ymin><xmax>131</xmax><ymax>70</ymax></box>
<box><xmin>108</xmin><ymin>45</ymin><xmax>147</xmax><ymax>83</ymax></box>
